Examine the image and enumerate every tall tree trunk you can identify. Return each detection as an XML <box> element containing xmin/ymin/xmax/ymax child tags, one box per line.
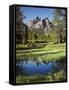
<box><xmin>25</xmin><ymin>25</ymin><xmax>28</xmax><ymax>44</ymax></box>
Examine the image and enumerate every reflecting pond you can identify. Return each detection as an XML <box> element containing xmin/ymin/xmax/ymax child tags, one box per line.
<box><xmin>16</xmin><ymin>56</ymin><xmax>66</xmax><ymax>76</ymax></box>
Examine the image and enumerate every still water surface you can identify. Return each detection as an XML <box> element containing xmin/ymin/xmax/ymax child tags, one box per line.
<box><xmin>16</xmin><ymin>58</ymin><xmax>64</xmax><ymax>75</ymax></box>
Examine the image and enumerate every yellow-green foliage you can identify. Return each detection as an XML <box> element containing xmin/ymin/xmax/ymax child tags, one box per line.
<box><xmin>16</xmin><ymin>43</ymin><xmax>66</xmax><ymax>61</ymax></box>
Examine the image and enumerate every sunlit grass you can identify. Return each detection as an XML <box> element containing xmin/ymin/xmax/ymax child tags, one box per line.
<box><xmin>16</xmin><ymin>43</ymin><xmax>66</xmax><ymax>60</ymax></box>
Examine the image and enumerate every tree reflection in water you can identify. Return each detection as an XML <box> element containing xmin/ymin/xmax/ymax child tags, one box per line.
<box><xmin>16</xmin><ymin>56</ymin><xmax>66</xmax><ymax>81</ymax></box>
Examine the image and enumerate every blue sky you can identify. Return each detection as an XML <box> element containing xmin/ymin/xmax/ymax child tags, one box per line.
<box><xmin>20</xmin><ymin>7</ymin><xmax>55</xmax><ymax>24</ymax></box>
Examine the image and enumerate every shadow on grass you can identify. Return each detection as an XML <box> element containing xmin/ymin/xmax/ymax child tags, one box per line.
<box><xmin>16</xmin><ymin>48</ymin><xmax>50</xmax><ymax>53</ymax></box>
<box><xmin>16</xmin><ymin>50</ymin><xmax>64</xmax><ymax>57</ymax></box>
<box><xmin>16</xmin><ymin>46</ymin><xmax>44</xmax><ymax>50</ymax></box>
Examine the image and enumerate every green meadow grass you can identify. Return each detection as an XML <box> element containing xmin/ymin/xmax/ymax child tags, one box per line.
<box><xmin>16</xmin><ymin>69</ymin><xmax>66</xmax><ymax>84</ymax></box>
<box><xmin>16</xmin><ymin>43</ymin><xmax>66</xmax><ymax>61</ymax></box>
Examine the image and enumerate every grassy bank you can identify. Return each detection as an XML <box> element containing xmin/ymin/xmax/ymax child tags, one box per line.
<box><xmin>16</xmin><ymin>69</ymin><xmax>66</xmax><ymax>84</ymax></box>
<box><xmin>16</xmin><ymin>43</ymin><xmax>66</xmax><ymax>61</ymax></box>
